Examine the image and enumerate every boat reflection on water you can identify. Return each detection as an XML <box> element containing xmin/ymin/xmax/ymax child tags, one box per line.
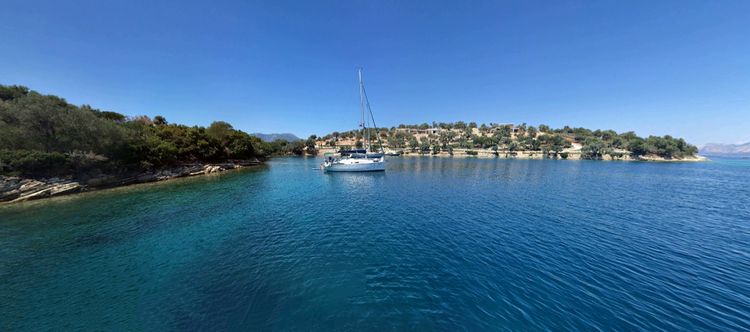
<box><xmin>322</xmin><ymin>166</ymin><xmax>386</xmax><ymax>189</ymax></box>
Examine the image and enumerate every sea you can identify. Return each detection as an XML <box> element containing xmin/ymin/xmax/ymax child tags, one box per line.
<box><xmin>1</xmin><ymin>156</ymin><xmax>748</xmax><ymax>331</ymax></box>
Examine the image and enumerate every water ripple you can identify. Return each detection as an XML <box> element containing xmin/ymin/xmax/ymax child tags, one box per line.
<box><xmin>1</xmin><ymin>157</ymin><xmax>749</xmax><ymax>331</ymax></box>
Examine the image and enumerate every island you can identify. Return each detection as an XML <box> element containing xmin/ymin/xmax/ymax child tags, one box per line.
<box><xmin>313</xmin><ymin>122</ymin><xmax>701</xmax><ymax>161</ymax></box>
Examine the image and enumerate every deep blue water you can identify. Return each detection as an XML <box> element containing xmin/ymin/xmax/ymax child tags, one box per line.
<box><xmin>1</xmin><ymin>157</ymin><xmax>749</xmax><ymax>331</ymax></box>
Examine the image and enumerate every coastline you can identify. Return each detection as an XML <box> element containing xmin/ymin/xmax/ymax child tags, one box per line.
<box><xmin>0</xmin><ymin>160</ymin><xmax>261</xmax><ymax>205</ymax></box>
<box><xmin>1</xmin><ymin>152</ymin><xmax>708</xmax><ymax>206</ymax></box>
<box><xmin>318</xmin><ymin>147</ymin><xmax>707</xmax><ymax>162</ymax></box>
<box><xmin>399</xmin><ymin>152</ymin><xmax>707</xmax><ymax>162</ymax></box>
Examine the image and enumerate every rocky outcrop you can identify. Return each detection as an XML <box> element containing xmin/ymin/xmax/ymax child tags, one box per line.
<box><xmin>0</xmin><ymin>159</ymin><xmax>261</xmax><ymax>204</ymax></box>
<box><xmin>0</xmin><ymin>177</ymin><xmax>82</xmax><ymax>203</ymax></box>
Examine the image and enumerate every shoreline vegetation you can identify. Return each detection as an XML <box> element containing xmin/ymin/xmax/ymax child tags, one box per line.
<box><xmin>313</xmin><ymin>121</ymin><xmax>701</xmax><ymax>162</ymax></box>
<box><xmin>1</xmin><ymin>84</ymin><xmax>702</xmax><ymax>204</ymax></box>
<box><xmin>0</xmin><ymin>84</ymin><xmax>311</xmax><ymax>204</ymax></box>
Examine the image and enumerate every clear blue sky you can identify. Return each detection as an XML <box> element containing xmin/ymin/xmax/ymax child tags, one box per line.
<box><xmin>2</xmin><ymin>1</ymin><xmax>749</xmax><ymax>145</ymax></box>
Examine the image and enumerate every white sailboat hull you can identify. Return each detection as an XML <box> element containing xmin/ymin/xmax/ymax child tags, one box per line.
<box><xmin>323</xmin><ymin>159</ymin><xmax>385</xmax><ymax>172</ymax></box>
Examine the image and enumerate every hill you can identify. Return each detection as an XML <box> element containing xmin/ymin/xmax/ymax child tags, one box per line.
<box><xmin>252</xmin><ymin>133</ymin><xmax>300</xmax><ymax>142</ymax></box>
<box><xmin>700</xmin><ymin>142</ymin><xmax>750</xmax><ymax>155</ymax></box>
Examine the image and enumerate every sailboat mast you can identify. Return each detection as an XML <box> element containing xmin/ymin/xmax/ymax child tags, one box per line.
<box><xmin>357</xmin><ymin>68</ymin><xmax>385</xmax><ymax>154</ymax></box>
<box><xmin>358</xmin><ymin>68</ymin><xmax>369</xmax><ymax>151</ymax></box>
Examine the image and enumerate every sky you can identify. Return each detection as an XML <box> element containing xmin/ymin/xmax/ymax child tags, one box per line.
<box><xmin>2</xmin><ymin>1</ymin><xmax>749</xmax><ymax>145</ymax></box>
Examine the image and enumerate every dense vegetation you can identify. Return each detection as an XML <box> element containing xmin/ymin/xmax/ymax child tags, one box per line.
<box><xmin>317</xmin><ymin>121</ymin><xmax>698</xmax><ymax>159</ymax></box>
<box><xmin>1</xmin><ymin>84</ymin><xmax>698</xmax><ymax>180</ymax></box>
<box><xmin>0</xmin><ymin>84</ymin><xmax>311</xmax><ymax>178</ymax></box>
<box><xmin>258</xmin><ymin>136</ymin><xmax>318</xmax><ymax>157</ymax></box>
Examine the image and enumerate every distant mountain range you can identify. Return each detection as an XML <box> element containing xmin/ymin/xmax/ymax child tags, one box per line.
<box><xmin>700</xmin><ymin>142</ymin><xmax>750</xmax><ymax>155</ymax></box>
<box><xmin>251</xmin><ymin>133</ymin><xmax>301</xmax><ymax>142</ymax></box>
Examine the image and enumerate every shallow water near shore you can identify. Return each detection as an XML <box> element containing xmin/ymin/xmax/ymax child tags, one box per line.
<box><xmin>1</xmin><ymin>157</ymin><xmax>749</xmax><ymax>330</ymax></box>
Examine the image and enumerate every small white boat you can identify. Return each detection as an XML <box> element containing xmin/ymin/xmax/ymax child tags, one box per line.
<box><xmin>322</xmin><ymin>68</ymin><xmax>386</xmax><ymax>173</ymax></box>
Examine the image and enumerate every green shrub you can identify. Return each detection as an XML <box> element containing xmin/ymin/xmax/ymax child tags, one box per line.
<box><xmin>0</xmin><ymin>149</ymin><xmax>71</xmax><ymax>177</ymax></box>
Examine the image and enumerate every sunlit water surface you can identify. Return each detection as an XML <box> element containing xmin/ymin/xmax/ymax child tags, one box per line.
<box><xmin>1</xmin><ymin>157</ymin><xmax>749</xmax><ymax>331</ymax></box>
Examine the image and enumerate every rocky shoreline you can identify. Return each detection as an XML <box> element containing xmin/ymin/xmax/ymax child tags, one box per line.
<box><xmin>317</xmin><ymin>145</ymin><xmax>706</xmax><ymax>162</ymax></box>
<box><xmin>318</xmin><ymin>146</ymin><xmax>706</xmax><ymax>162</ymax></box>
<box><xmin>0</xmin><ymin>159</ymin><xmax>261</xmax><ymax>204</ymax></box>
<box><xmin>398</xmin><ymin>150</ymin><xmax>707</xmax><ymax>162</ymax></box>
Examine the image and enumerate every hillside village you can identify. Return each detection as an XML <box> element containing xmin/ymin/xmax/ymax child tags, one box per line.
<box><xmin>312</xmin><ymin>122</ymin><xmax>700</xmax><ymax>161</ymax></box>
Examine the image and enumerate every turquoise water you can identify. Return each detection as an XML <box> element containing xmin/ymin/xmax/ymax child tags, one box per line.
<box><xmin>1</xmin><ymin>157</ymin><xmax>749</xmax><ymax>331</ymax></box>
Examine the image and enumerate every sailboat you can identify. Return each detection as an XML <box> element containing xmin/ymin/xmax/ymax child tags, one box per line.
<box><xmin>322</xmin><ymin>69</ymin><xmax>386</xmax><ymax>172</ymax></box>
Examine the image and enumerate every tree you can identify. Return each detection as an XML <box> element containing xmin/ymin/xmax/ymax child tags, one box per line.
<box><xmin>387</xmin><ymin>135</ymin><xmax>401</xmax><ymax>148</ymax></box>
<box><xmin>458</xmin><ymin>137</ymin><xmax>473</xmax><ymax>149</ymax></box>
<box><xmin>206</xmin><ymin>121</ymin><xmax>233</xmax><ymax>144</ymax></box>
<box><xmin>527</xmin><ymin>126</ymin><xmax>537</xmax><ymax>137</ymax></box>
<box><xmin>508</xmin><ymin>141</ymin><xmax>520</xmax><ymax>152</ymax></box>
<box><xmin>581</xmin><ymin>137</ymin><xmax>611</xmax><ymax>159</ymax></box>
<box><xmin>0</xmin><ymin>85</ymin><xmax>29</xmax><ymax>101</ymax></box>
<box><xmin>290</xmin><ymin>140</ymin><xmax>306</xmax><ymax>155</ymax></box>
<box><xmin>408</xmin><ymin>136</ymin><xmax>419</xmax><ymax>151</ymax></box>
<box><xmin>420</xmin><ymin>142</ymin><xmax>430</xmax><ymax>153</ymax></box>
<box><xmin>495</xmin><ymin>125</ymin><xmax>512</xmax><ymax>139</ymax></box>
<box><xmin>600</xmin><ymin>129</ymin><xmax>617</xmax><ymax>141</ymax></box>
<box><xmin>99</xmin><ymin>111</ymin><xmax>127</xmax><ymax>123</ymax></box>
<box><xmin>305</xmin><ymin>135</ymin><xmax>318</xmax><ymax>155</ymax></box>
<box><xmin>226</xmin><ymin>131</ymin><xmax>257</xmax><ymax>159</ymax></box>
<box><xmin>517</xmin><ymin>123</ymin><xmax>527</xmax><ymax>136</ymax></box>
<box><xmin>154</xmin><ymin>115</ymin><xmax>168</xmax><ymax>125</ymax></box>
<box><xmin>529</xmin><ymin>138</ymin><xmax>541</xmax><ymax>151</ymax></box>
<box><xmin>550</xmin><ymin>135</ymin><xmax>566</xmax><ymax>157</ymax></box>
<box><xmin>438</xmin><ymin>131</ymin><xmax>455</xmax><ymax>148</ymax></box>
